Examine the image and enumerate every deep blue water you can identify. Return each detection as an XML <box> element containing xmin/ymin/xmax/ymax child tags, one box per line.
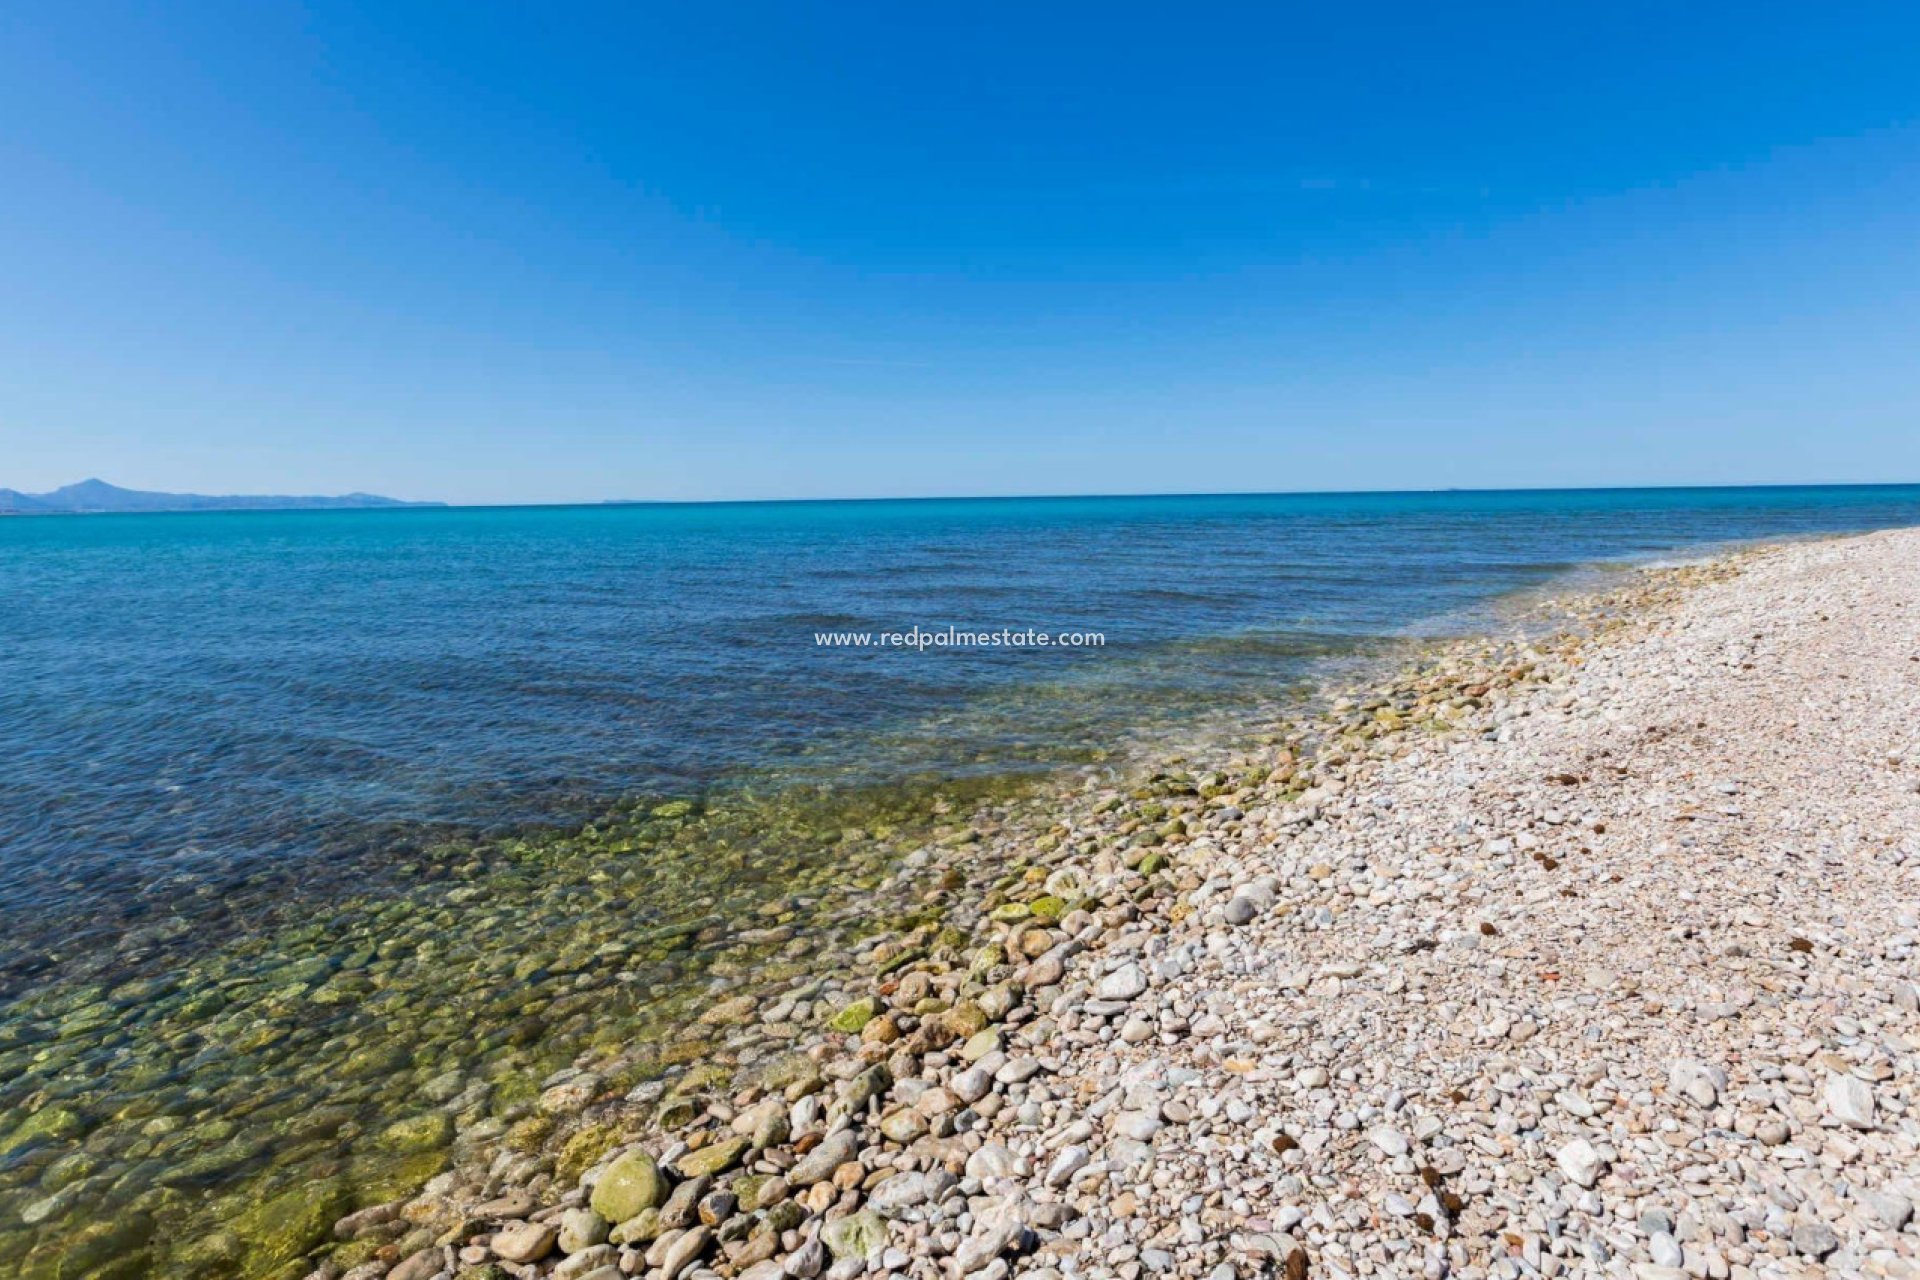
<box><xmin>3</xmin><ymin>485</ymin><xmax>1918</xmax><ymax>962</ymax></box>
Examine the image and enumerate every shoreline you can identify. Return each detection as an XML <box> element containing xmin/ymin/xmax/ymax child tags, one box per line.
<box><xmin>5</xmin><ymin>528</ymin><xmax>1918</xmax><ymax>1279</ymax></box>
<box><xmin>314</xmin><ymin>528</ymin><xmax>1918</xmax><ymax>1280</ymax></box>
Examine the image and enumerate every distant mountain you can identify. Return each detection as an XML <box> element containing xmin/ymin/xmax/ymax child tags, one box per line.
<box><xmin>0</xmin><ymin>479</ymin><xmax>443</xmax><ymax>514</ymax></box>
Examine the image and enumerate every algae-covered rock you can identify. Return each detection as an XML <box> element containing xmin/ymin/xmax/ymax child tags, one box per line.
<box><xmin>2</xmin><ymin>1105</ymin><xmax>85</xmax><ymax>1155</ymax></box>
<box><xmin>942</xmin><ymin>1000</ymin><xmax>989</xmax><ymax>1039</ymax></box>
<box><xmin>696</xmin><ymin>994</ymin><xmax>758</xmax><ymax>1026</ymax></box>
<box><xmin>378</xmin><ymin>1111</ymin><xmax>453</xmax><ymax>1153</ymax></box>
<box><xmin>608</xmin><ymin>1205</ymin><xmax>662</xmax><ymax>1245</ymax></box>
<box><xmin>339</xmin><ymin>1042</ymin><xmax>409</xmax><ymax>1080</ymax></box>
<box><xmin>744</xmin><ymin>1051</ymin><xmax>819</xmax><ymax>1093</ymax></box>
<box><xmin>504</xmin><ymin>1113</ymin><xmax>556</xmax><ymax>1153</ymax></box>
<box><xmin>666</xmin><ymin>1061</ymin><xmax>732</xmax><ymax>1098</ymax></box>
<box><xmin>20</xmin><ymin>1211</ymin><xmax>154</xmax><ymax>1279</ymax></box>
<box><xmin>675</xmin><ymin>1135</ymin><xmax>748</xmax><ymax>1179</ymax></box>
<box><xmin>590</xmin><ymin>1148</ymin><xmax>667</xmax><ymax>1223</ymax></box>
<box><xmin>234</xmin><ymin>1178</ymin><xmax>353</xmax><ymax>1273</ymax></box>
<box><xmin>171</xmin><ymin>1229</ymin><xmax>244</xmax><ymax>1277</ymax></box>
<box><xmin>827</xmin><ymin>997</ymin><xmax>880</xmax><ymax>1033</ymax></box>
<box><xmin>822</xmin><ymin>1208</ymin><xmax>886</xmax><ymax>1259</ymax></box>
<box><xmin>556</xmin><ymin>1120</ymin><xmax>627</xmax><ymax>1186</ymax></box>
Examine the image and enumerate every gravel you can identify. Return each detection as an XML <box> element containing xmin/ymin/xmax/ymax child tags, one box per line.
<box><xmin>299</xmin><ymin>529</ymin><xmax>1920</xmax><ymax>1280</ymax></box>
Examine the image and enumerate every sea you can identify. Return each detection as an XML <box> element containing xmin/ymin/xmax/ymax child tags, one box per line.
<box><xmin>5</xmin><ymin>485</ymin><xmax>1920</xmax><ymax>980</ymax></box>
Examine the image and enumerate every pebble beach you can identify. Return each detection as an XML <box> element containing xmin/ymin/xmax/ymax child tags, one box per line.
<box><xmin>284</xmin><ymin>528</ymin><xmax>1920</xmax><ymax>1280</ymax></box>
<box><xmin>8</xmin><ymin>526</ymin><xmax>1920</xmax><ymax>1280</ymax></box>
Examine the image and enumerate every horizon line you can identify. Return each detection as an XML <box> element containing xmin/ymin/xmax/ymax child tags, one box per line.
<box><xmin>8</xmin><ymin>476</ymin><xmax>1920</xmax><ymax>517</ymax></box>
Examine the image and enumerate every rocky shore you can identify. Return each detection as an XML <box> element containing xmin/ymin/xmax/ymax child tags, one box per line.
<box><xmin>281</xmin><ymin>529</ymin><xmax>1920</xmax><ymax>1280</ymax></box>
<box><xmin>12</xmin><ymin>528</ymin><xmax>1920</xmax><ymax>1280</ymax></box>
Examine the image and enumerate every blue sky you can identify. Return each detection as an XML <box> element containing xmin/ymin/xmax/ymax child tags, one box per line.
<box><xmin>2</xmin><ymin>2</ymin><xmax>1917</xmax><ymax>503</ymax></box>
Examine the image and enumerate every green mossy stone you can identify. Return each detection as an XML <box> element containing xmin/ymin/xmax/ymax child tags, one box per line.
<box><xmin>942</xmin><ymin>1001</ymin><xmax>989</xmax><ymax>1038</ymax></box>
<box><xmin>607</xmin><ymin>1205</ymin><xmax>662</xmax><ymax>1245</ymax></box>
<box><xmin>556</xmin><ymin>1121</ymin><xmax>628</xmax><ymax>1186</ymax></box>
<box><xmin>675</xmin><ymin>1135</ymin><xmax>749</xmax><ymax>1179</ymax></box>
<box><xmin>732</xmin><ymin>1173</ymin><xmax>770</xmax><ymax>1207</ymax></box>
<box><xmin>655</xmin><ymin>1099</ymin><xmax>698</xmax><ymax>1130</ymax></box>
<box><xmin>822</xmin><ymin>1208</ymin><xmax>886</xmax><ymax>1260</ymax></box>
<box><xmin>234</xmin><ymin>1178</ymin><xmax>353</xmax><ymax>1274</ymax></box>
<box><xmin>667</xmin><ymin>1062</ymin><xmax>733</xmax><ymax>1099</ymax></box>
<box><xmin>504</xmin><ymin>1114</ymin><xmax>556</xmax><ymax>1152</ymax></box>
<box><xmin>590</xmin><ymin>1149</ymin><xmax>667</xmax><ymax>1223</ymax></box>
<box><xmin>744</xmin><ymin>1052</ymin><xmax>819</xmax><ymax>1092</ymax></box>
<box><xmin>20</xmin><ymin>1214</ymin><xmax>156</xmax><ymax>1279</ymax></box>
<box><xmin>171</xmin><ymin>1229</ymin><xmax>244</xmax><ymax>1277</ymax></box>
<box><xmin>377</xmin><ymin>1111</ymin><xmax>453</xmax><ymax>1153</ymax></box>
<box><xmin>2</xmin><ymin>1105</ymin><xmax>86</xmax><ymax>1155</ymax></box>
<box><xmin>827</xmin><ymin>997</ymin><xmax>880</xmax><ymax>1033</ymax></box>
<box><xmin>38</xmin><ymin>1149</ymin><xmax>99</xmax><ymax>1191</ymax></box>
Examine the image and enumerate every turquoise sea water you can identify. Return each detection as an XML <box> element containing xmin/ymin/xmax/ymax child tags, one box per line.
<box><xmin>3</xmin><ymin>484</ymin><xmax>1919</xmax><ymax>984</ymax></box>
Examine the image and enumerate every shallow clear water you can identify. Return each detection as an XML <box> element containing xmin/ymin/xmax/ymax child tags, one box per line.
<box><xmin>4</xmin><ymin>485</ymin><xmax>1920</xmax><ymax>981</ymax></box>
<box><xmin>4</xmin><ymin>484</ymin><xmax>1920</xmax><ymax>1277</ymax></box>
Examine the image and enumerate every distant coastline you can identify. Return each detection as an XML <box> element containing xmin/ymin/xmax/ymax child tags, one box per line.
<box><xmin>0</xmin><ymin>478</ymin><xmax>442</xmax><ymax>515</ymax></box>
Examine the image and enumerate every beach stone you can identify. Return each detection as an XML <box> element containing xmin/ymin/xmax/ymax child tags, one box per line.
<box><xmin>1021</xmin><ymin>950</ymin><xmax>1067</xmax><ymax>987</ymax></box>
<box><xmin>1097</xmin><ymin>964</ymin><xmax>1147</xmax><ymax>1001</ymax></box>
<box><xmin>676</xmin><ymin>1135</ymin><xmax>749</xmax><ymax>1178</ymax></box>
<box><xmin>558</xmin><ymin>1207</ymin><xmax>608</xmax><ymax>1253</ymax></box>
<box><xmin>1367</xmin><ymin>1126</ymin><xmax>1409</xmax><ymax>1157</ymax></box>
<box><xmin>822</xmin><ymin>1209</ymin><xmax>887</xmax><ymax>1259</ymax></box>
<box><xmin>659</xmin><ymin>1224</ymin><xmax>711</xmax><ymax>1279</ymax></box>
<box><xmin>1791</xmin><ymin>1222</ymin><xmax>1839</xmax><ymax>1258</ymax></box>
<box><xmin>608</xmin><ymin>1206</ymin><xmax>661</xmax><ymax>1245</ymax></box>
<box><xmin>1863</xmin><ymin>1190</ymin><xmax>1914</xmax><ymax>1230</ymax></box>
<box><xmin>590</xmin><ymin>1149</ymin><xmax>668</xmax><ymax>1222</ymax></box>
<box><xmin>789</xmin><ymin>1130</ymin><xmax>861</xmax><ymax>1186</ymax></box>
<box><xmin>1046</xmin><ymin>1144</ymin><xmax>1089</xmax><ymax>1186</ymax></box>
<box><xmin>879</xmin><ymin>1109</ymin><xmax>928</xmax><ymax>1143</ymax></box>
<box><xmin>492</xmin><ymin>1220</ymin><xmax>558</xmax><ymax>1264</ymax></box>
<box><xmin>967</xmin><ymin>1143</ymin><xmax>1017</xmax><ymax>1181</ymax></box>
<box><xmin>870</xmin><ymin>1169</ymin><xmax>954</xmax><ymax>1214</ymax></box>
<box><xmin>1648</xmin><ymin>1232</ymin><xmax>1683</xmax><ymax>1268</ymax></box>
<box><xmin>829</xmin><ymin>997</ymin><xmax>880</xmax><ymax>1033</ymax></box>
<box><xmin>1556</xmin><ymin>1138</ymin><xmax>1605</xmax><ymax>1188</ymax></box>
<box><xmin>554</xmin><ymin>1246</ymin><xmax>616</xmax><ymax>1279</ymax></box>
<box><xmin>388</xmin><ymin>1248</ymin><xmax>446</xmax><ymax>1280</ymax></box>
<box><xmin>1824</xmin><ymin>1074</ymin><xmax>1875</xmax><ymax>1128</ymax></box>
<box><xmin>785</xmin><ymin>1238</ymin><xmax>827</xmax><ymax>1277</ymax></box>
<box><xmin>658</xmin><ymin>1174</ymin><xmax>711</xmax><ymax>1229</ymax></box>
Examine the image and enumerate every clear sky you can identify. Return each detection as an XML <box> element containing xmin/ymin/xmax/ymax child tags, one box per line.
<box><xmin>2</xmin><ymin>2</ymin><xmax>1917</xmax><ymax>504</ymax></box>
